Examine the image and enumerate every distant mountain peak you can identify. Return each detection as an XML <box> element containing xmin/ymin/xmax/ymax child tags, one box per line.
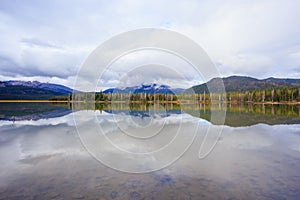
<box><xmin>1</xmin><ymin>80</ymin><xmax>72</xmax><ymax>92</ymax></box>
<box><xmin>103</xmin><ymin>83</ymin><xmax>184</xmax><ymax>94</ymax></box>
<box><xmin>186</xmin><ymin>76</ymin><xmax>300</xmax><ymax>93</ymax></box>
<box><xmin>0</xmin><ymin>80</ymin><xmax>73</xmax><ymax>100</ymax></box>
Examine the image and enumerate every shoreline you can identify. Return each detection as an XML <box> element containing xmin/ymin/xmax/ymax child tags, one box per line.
<box><xmin>0</xmin><ymin>100</ymin><xmax>299</xmax><ymax>105</ymax></box>
<box><xmin>0</xmin><ymin>100</ymin><xmax>70</xmax><ymax>103</ymax></box>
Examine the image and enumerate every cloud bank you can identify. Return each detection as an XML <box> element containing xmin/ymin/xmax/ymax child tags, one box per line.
<box><xmin>0</xmin><ymin>0</ymin><xmax>299</xmax><ymax>88</ymax></box>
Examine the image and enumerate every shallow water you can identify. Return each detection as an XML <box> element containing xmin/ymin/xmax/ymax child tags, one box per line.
<box><xmin>0</xmin><ymin>103</ymin><xmax>300</xmax><ymax>199</ymax></box>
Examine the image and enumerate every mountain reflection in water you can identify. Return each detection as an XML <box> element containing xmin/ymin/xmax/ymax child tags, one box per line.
<box><xmin>0</xmin><ymin>102</ymin><xmax>299</xmax><ymax>199</ymax></box>
<box><xmin>1</xmin><ymin>102</ymin><xmax>299</xmax><ymax>127</ymax></box>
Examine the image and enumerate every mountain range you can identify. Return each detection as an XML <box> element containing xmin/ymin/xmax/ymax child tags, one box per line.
<box><xmin>0</xmin><ymin>81</ymin><xmax>72</xmax><ymax>100</ymax></box>
<box><xmin>185</xmin><ymin>76</ymin><xmax>300</xmax><ymax>94</ymax></box>
<box><xmin>103</xmin><ymin>83</ymin><xmax>184</xmax><ymax>95</ymax></box>
<box><xmin>0</xmin><ymin>76</ymin><xmax>300</xmax><ymax>100</ymax></box>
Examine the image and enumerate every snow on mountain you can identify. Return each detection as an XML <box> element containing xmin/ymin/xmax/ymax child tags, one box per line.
<box><xmin>103</xmin><ymin>83</ymin><xmax>184</xmax><ymax>94</ymax></box>
<box><xmin>0</xmin><ymin>80</ymin><xmax>73</xmax><ymax>94</ymax></box>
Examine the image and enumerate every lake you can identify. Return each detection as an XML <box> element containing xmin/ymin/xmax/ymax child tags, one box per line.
<box><xmin>0</xmin><ymin>102</ymin><xmax>300</xmax><ymax>199</ymax></box>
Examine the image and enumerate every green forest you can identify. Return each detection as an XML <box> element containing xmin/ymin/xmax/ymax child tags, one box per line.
<box><xmin>52</xmin><ymin>87</ymin><xmax>300</xmax><ymax>103</ymax></box>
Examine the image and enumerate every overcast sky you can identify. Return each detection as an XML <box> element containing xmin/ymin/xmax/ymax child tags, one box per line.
<box><xmin>0</xmin><ymin>0</ymin><xmax>299</xmax><ymax>89</ymax></box>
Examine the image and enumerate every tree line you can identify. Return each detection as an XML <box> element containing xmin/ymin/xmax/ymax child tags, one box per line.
<box><xmin>50</xmin><ymin>87</ymin><xmax>300</xmax><ymax>103</ymax></box>
<box><xmin>95</xmin><ymin>91</ymin><xmax>178</xmax><ymax>102</ymax></box>
<box><xmin>225</xmin><ymin>87</ymin><xmax>300</xmax><ymax>103</ymax></box>
<box><xmin>185</xmin><ymin>88</ymin><xmax>300</xmax><ymax>103</ymax></box>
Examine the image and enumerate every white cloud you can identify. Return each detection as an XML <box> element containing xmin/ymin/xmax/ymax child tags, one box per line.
<box><xmin>98</xmin><ymin>50</ymin><xmax>203</xmax><ymax>89</ymax></box>
<box><xmin>216</xmin><ymin>54</ymin><xmax>275</xmax><ymax>77</ymax></box>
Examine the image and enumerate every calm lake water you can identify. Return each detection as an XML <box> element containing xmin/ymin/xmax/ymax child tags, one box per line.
<box><xmin>0</xmin><ymin>102</ymin><xmax>300</xmax><ymax>199</ymax></box>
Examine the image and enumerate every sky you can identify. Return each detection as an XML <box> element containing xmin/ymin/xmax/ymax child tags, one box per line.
<box><xmin>0</xmin><ymin>0</ymin><xmax>299</xmax><ymax>89</ymax></box>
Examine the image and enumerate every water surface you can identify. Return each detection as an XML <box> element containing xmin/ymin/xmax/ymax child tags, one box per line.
<box><xmin>0</xmin><ymin>102</ymin><xmax>299</xmax><ymax>199</ymax></box>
